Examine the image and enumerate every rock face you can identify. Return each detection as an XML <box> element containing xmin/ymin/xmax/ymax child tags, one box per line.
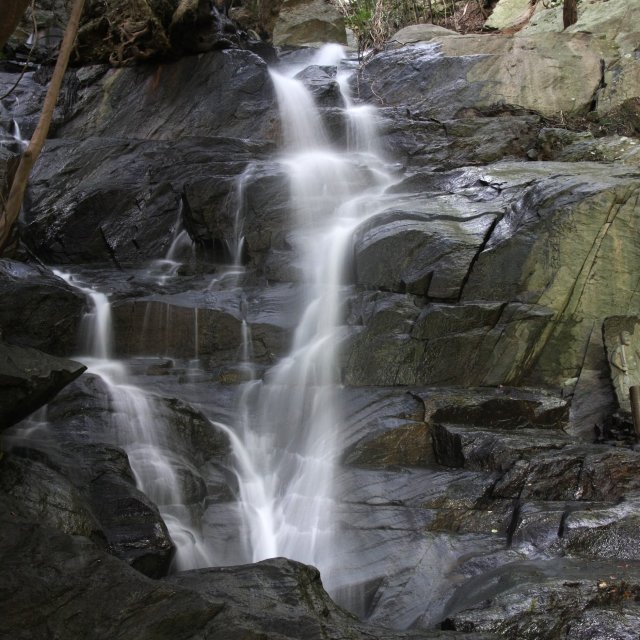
<box><xmin>57</xmin><ymin>49</ymin><xmax>277</xmax><ymax>141</ymax></box>
<box><xmin>0</xmin><ymin>260</ymin><xmax>85</xmax><ymax>354</ymax></box>
<box><xmin>1</xmin><ymin>6</ymin><xmax>640</xmax><ymax>640</ymax></box>
<box><xmin>484</xmin><ymin>0</ymin><xmax>534</xmax><ymax>31</ymax></box>
<box><xmin>355</xmin><ymin>34</ymin><xmax>605</xmax><ymax>119</ymax></box>
<box><xmin>272</xmin><ymin>0</ymin><xmax>347</xmax><ymax>47</ymax></box>
<box><xmin>0</xmin><ymin>515</ymin><xmax>494</xmax><ymax>640</ymax></box>
<box><xmin>343</xmin><ymin>162</ymin><xmax>640</xmax><ymax>396</ymax></box>
<box><xmin>23</xmin><ymin>136</ymin><xmax>275</xmax><ymax>265</ymax></box>
<box><xmin>1</xmin><ymin>366</ymin><xmax>236</xmax><ymax>577</ymax></box>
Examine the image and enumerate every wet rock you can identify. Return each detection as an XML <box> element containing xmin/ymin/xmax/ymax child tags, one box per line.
<box><xmin>295</xmin><ymin>65</ymin><xmax>346</xmax><ymax>109</ymax></box>
<box><xmin>58</xmin><ymin>49</ymin><xmax>277</xmax><ymax>140</ymax></box>
<box><xmin>110</xmin><ymin>282</ymin><xmax>301</xmax><ymax>364</ymax></box>
<box><xmin>561</xmin><ymin>497</ymin><xmax>640</xmax><ymax>561</ymax></box>
<box><xmin>4</xmin><ymin>373</ymin><xmax>177</xmax><ymax>577</ymax></box>
<box><xmin>341</xmin><ymin>386</ymin><xmax>431</xmax><ymax>467</ymax></box>
<box><xmin>345</xmin><ymin>163</ymin><xmax>637</xmax><ymax>386</ymax></box>
<box><xmin>352</xmin><ymin>196</ymin><xmax>498</xmax><ymax>298</ymax></box>
<box><xmin>0</xmin><ymin>340</ymin><xmax>86</xmax><ymax>431</ymax></box>
<box><xmin>442</xmin><ymin>558</ymin><xmax>640</xmax><ymax>639</ymax></box>
<box><xmin>0</xmin><ymin>510</ymin><xmax>495</xmax><ymax>640</ymax></box>
<box><xmin>0</xmin><ymin>518</ymin><xmax>221</xmax><ymax>640</ymax></box>
<box><xmin>491</xmin><ymin>451</ymin><xmax>584</xmax><ymax>500</ymax></box>
<box><xmin>343</xmin><ymin>161</ymin><xmax>640</xmax><ymax>388</ymax></box>
<box><xmin>24</xmin><ymin>137</ymin><xmax>274</xmax><ymax>265</ymax></box>
<box><xmin>578</xmin><ymin>449</ymin><xmax>640</xmax><ymax>502</ymax></box>
<box><xmin>460</xmin><ymin>162</ymin><xmax>640</xmax><ymax>387</ymax></box>
<box><xmin>427</xmin><ymin>388</ymin><xmax>569</xmax><ymax>430</ymax></box>
<box><xmin>0</xmin><ymin>259</ymin><xmax>85</xmax><ymax>355</ymax></box>
<box><xmin>0</xmin><ymin>454</ymin><xmax>101</xmax><ymax>538</ymax></box>
<box><xmin>0</xmin><ymin>69</ymin><xmax>49</xmax><ymax>142</ymax></box>
<box><xmin>377</xmin><ymin>111</ymin><xmax>542</xmax><ymax>170</ymax></box>
<box><xmin>184</xmin><ymin>159</ymin><xmax>291</xmax><ymax>265</ymax></box>
<box><xmin>345</xmin><ymin>421</ymin><xmax>431</xmax><ymax>468</ymax></box>
<box><xmin>431</xmin><ymin>423</ymin><xmax>573</xmax><ymax>473</ymax></box>
<box><xmin>343</xmin><ymin>298</ymin><xmax>554</xmax><ymax>387</ymax></box>
<box><xmin>164</xmin><ymin>397</ymin><xmax>231</xmax><ymax>468</ymax></box>
<box><xmin>85</xmin><ymin>445</ymin><xmax>177</xmax><ymax>577</ymax></box>
<box><xmin>342</xmin><ymin>292</ymin><xmax>424</xmax><ymax>387</ymax></box>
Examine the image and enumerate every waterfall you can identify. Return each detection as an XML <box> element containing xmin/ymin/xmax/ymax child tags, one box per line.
<box><xmin>148</xmin><ymin>202</ymin><xmax>195</xmax><ymax>286</ymax></box>
<box><xmin>54</xmin><ymin>270</ymin><xmax>212</xmax><ymax>571</ymax></box>
<box><xmin>43</xmin><ymin>45</ymin><xmax>396</xmax><ymax>602</ymax></box>
<box><xmin>221</xmin><ymin>48</ymin><xmax>394</xmax><ymax>588</ymax></box>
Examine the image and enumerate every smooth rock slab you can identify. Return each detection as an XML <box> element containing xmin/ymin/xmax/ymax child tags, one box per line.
<box><xmin>111</xmin><ymin>282</ymin><xmax>302</xmax><ymax>364</ymax></box>
<box><xmin>0</xmin><ymin>259</ymin><xmax>85</xmax><ymax>355</ymax></box>
<box><xmin>376</xmin><ymin>111</ymin><xmax>541</xmax><ymax>170</ymax></box>
<box><xmin>57</xmin><ymin>49</ymin><xmax>278</xmax><ymax>141</ymax></box>
<box><xmin>352</xmin><ymin>194</ymin><xmax>498</xmax><ymax>298</ymax></box>
<box><xmin>24</xmin><ymin>137</ymin><xmax>274</xmax><ymax>265</ymax></box>
<box><xmin>442</xmin><ymin>558</ymin><xmax>640</xmax><ymax>639</ymax></box>
<box><xmin>0</xmin><ymin>340</ymin><xmax>86</xmax><ymax>431</ymax></box>
<box><xmin>0</xmin><ymin>515</ymin><xmax>495</xmax><ymax>640</ymax></box>
<box><xmin>272</xmin><ymin>0</ymin><xmax>347</xmax><ymax>47</ymax></box>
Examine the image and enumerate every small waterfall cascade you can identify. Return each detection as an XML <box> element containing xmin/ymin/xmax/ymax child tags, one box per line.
<box><xmin>54</xmin><ymin>270</ymin><xmax>213</xmax><ymax>570</ymax></box>
<box><xmin>228</xmin><ymin>165</ymin><xmax>256</xmax><ymax>267</ymax></box>
<box><xmin>149</xmin><ymin>202</ymin><xmax>195</xmax><ymax>286</ymax></box>
<box><xmin>0</xmin><ymin>119</ymin><xmax>29</xmax><ymax>153</ymax></box>
<box><xmin>220</xmin><ymin>47</ymin><xmax>395</xmax><ymax>588</ymax></box>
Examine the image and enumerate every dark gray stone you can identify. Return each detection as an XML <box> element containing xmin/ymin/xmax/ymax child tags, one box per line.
<box><xmin>442</xmin><ymin>559</ymin><xmax>640</xmax><ymax>639</ymax></box>
<box><xmin>0</xmin><ymin>340</ymin><xmax>86</xmax><ymax>431</ymax></box>
<box><xmin>58</xmin><ymin>49</ymin><xmax>278</xmax><ymax>140</ymax></box>
<box><xmin>24</xmin><ymin>137</ymin><xmax>275</xmax><ymax>265</ymax></box>
<box><xmin>295</xmin><ymin>65</ymin><xmax>345</xmax><ymax>108</ymax></box>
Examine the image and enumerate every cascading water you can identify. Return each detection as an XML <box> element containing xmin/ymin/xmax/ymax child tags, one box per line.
<box><xmin>149</xmin><ymin>202</ymin><xmax>195</xmax><ymax>286</ymax></box>
<box><xmin>54</xmin><ymin>270</ymin><xmax>213</xmax><ymax>570</ymax></box>
<box><xmin>216</xmin><ymin>47</ymin><xmax>395</xmax><ymax>590</ymax></box>
<box><xmin>20</xmin><ymin>44</ymin><xmax>401</xmax><ymax>611</ymax></box>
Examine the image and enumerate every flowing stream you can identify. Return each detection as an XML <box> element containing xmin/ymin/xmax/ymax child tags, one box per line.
<box><xmin>212</xmin><ymin>48</ymin><xmax>395</xmax><ymax>589</ymax></box>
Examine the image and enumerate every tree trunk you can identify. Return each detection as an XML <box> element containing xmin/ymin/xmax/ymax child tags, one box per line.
<box><xmin>0</xmin><ymin>0</ymin><xmax>86</xmax><ymax>255</ymax></box>
<box><xmin>0</xmin><ymin>0</ymin><xmax>32</xmax><ymax>50</ymax></box>
<box><xmin>563</xmin><ymin>0</ymin><xmax>577</xmax><ymax>29</ymax></box>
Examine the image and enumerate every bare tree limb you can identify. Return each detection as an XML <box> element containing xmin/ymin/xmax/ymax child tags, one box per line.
<box><xmin>0</xmin><ymin>0</ymin><xmax>86</xmax><ymax>254</ymax></box>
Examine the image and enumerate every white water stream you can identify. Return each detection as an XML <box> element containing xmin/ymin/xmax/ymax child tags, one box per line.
<box><xmin>213</xmin><ymin>47</ymin><xmax>395</xmax><ymax>588</ymax></box>
<box><xmin>54</xmin><ymin>270</ymin><xmax>213</xmax><ymax>571</ymax></box>
<box><xmin>48</xmin><ymin>46</ymin><xmax>395</xmax><ymax>599</ymax></box>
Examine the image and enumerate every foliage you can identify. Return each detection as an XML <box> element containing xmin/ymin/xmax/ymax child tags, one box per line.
<box><xmin>331</xmin><ymin>0</ymin><xmax>479</xmax><ymax>54</ymax></box>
